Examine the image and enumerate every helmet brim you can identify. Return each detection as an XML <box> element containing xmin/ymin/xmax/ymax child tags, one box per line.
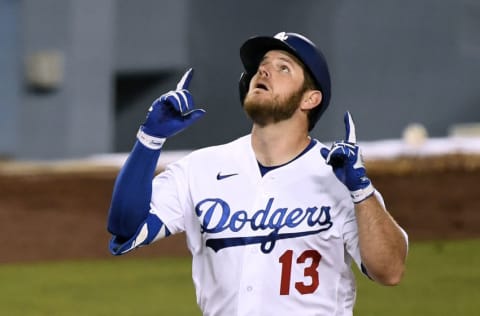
<box><xmin>240</xmin><ymin>36</ymin><xmax>299</xmax><ymax>76</ymax></box>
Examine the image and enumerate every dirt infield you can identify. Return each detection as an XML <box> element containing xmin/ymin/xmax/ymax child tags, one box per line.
<box><xmin>1</xmin><ymin>155</ymin><xmax>479</xmax><ymax>263</ymax></box>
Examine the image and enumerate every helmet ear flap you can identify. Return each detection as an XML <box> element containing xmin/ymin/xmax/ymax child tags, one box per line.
<box><xmin>238</xmin><ymin>72</ymin><xmax>253</xmax><ymax>105</ymax></box>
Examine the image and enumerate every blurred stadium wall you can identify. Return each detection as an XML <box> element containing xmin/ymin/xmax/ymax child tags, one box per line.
<box><xmin>0</xmin><ymin>0</ymin><xmax>479</xmax><ymax>160</ymax></box>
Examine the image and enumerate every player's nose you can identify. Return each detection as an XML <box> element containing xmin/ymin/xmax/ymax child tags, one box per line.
<box><xmin>257</xmin><ymin>64</ymin><xmax>270</xmax><ymax>78</ymax></box>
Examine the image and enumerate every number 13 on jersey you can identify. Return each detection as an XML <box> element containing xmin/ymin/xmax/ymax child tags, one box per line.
<box><xmin>278</xmin><ymin>249</ymin><xmax>322</xmax><ymax>295</ymax></box>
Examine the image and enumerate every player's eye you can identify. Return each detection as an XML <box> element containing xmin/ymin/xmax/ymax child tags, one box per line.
<box><xmin>279</xmin><ymin>64</ymin><xmax>290</xmax><ymax>73</ymax></box>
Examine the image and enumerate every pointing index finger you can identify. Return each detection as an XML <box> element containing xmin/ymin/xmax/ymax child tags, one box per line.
<box><xmin>344</xmin><ymin>111</ymin><xmax>357</xmax><ymax>143</ymax></box>
<box><xmin>176</xmin><ymin>68</ymin><xmax>194</xmax><ymax>90</ymax></box>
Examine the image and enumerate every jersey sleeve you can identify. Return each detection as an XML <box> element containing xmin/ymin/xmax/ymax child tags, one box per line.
<box><xmin>149</xmin><ymin>156</ymin><xmax>192</xmax><ymax>235</ymax></box>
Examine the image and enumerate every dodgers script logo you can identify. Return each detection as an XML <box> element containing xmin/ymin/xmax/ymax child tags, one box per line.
<box><xmin>195</xmin><ymin>197</ymin><xmax>333</xmax><ymax>253</ymax></box>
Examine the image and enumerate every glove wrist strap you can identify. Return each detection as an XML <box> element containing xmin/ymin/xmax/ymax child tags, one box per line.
<box><xmin>137</xmin><ymin>128</ymin><xmax>166</xmax><ymax>150</ymax></box>
<box><xmin>351</xmin><ymin>183</ymin><xmax>375</xmax><ymax>204</ymax></box>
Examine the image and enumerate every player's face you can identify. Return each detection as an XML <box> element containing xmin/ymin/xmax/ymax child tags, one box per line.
<box><xmin>243</xmin><ymin>50</ymin><xmax>308</xmax><ymax>126</ymax></box>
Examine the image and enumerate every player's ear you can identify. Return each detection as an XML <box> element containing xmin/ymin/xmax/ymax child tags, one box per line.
<box><xmin>300</xmin><ymin>90</ymin><xmax>322</xmax><ymax>110</ymax></box>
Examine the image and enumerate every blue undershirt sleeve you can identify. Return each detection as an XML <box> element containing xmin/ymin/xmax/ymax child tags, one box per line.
<box><xmin>106</xmin><ymin>140</ymin><xmax>161</xmax><ymax>241</ymax></box>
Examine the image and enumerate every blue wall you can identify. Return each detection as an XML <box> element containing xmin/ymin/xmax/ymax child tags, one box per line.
<box><xmin>0</xmin><ymin>0</ymin><xmax>20</xmax><ymax>157</ymax></box>
<box><xmin>1</xmin><ymin>0</ymin><xmax>479</xmax><ymax>159</ymax></box>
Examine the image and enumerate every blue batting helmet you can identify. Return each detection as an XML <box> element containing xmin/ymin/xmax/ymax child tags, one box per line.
<box><xmin>239</xmin><ymin>32</ymin><xmax>331</xmax><ymax>131</ymax></box>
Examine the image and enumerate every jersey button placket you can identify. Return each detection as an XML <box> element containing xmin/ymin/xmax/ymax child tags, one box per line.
<box><xmin>237</xmin><ymin>244</ymin><xmax>262</xmax><ymax>314</ymax></box>
<box><xmin>238</xmin><ymin>178</ymin><xmax>271</xmax><ymax>316</ymax></box>
<box><xmin>237</xmin><ymin>182</ymin><xmax>268</xmax><ymax>316</ymax></box>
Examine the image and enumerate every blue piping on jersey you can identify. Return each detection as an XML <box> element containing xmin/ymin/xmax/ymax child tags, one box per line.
<box><xmin>258</xmin><ymin>138</ymin><xmax>316</xmax><ymax>176</ymax></box>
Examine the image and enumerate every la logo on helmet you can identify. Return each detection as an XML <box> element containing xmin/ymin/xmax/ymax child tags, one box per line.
<box><xmin>274</xmin><ymin>32</ymin><xmax>289</xmax><ymax>41</ymax></box>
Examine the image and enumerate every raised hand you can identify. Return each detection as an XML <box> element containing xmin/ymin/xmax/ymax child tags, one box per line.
<box><xmin>320</xmin><ymin>111</ymin><xmax>375</xmax><ymax>203</ymax></box>
<box><xmin>137</xmin><ymin>68</ymin><xmax>206</xmax><ymax>149</ymax></box>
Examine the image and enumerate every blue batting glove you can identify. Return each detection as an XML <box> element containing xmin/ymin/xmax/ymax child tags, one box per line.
<box><xmin>320</xmin><ymin>111</ymin><xmax>375</xmax><ymax>203</ymax></box>
<box><xmin>137</xmin><ymin>68</ymin><xmax>206</xmax><ymax>149</ymax></box>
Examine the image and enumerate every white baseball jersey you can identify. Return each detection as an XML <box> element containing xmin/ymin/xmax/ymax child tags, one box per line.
<box><xmin>148</xmin><ymin>134</ymin><xmax>368</xmax><ymax>316</ymax></box>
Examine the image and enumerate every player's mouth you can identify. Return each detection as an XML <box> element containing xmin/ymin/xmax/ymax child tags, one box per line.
<box><xmin>253</xmin><ymin>82</ymin><xmax>270</xmax><ymax>92</ymax></box>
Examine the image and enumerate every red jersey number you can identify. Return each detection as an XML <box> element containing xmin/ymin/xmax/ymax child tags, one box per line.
<box><xmin>279</xmin><ymin>249</ymin><xmax>322</xmax><ymax>295</ymax></box>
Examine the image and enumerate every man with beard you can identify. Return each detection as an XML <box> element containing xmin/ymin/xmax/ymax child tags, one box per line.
<box><xmin>107</xmin><ymin>32</ymin><xmax>408</xmax><ymax>316</ymax></box>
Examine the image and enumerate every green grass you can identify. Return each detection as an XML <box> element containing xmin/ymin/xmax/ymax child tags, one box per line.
<box><xmin>1</xmin><ymin>239</ymin><xmax>479</xmax><ymax>315</ymax></box>
<box><xmin>0</xmin><ymin>257</ymin><xmax>200</xmax><ymax>316</ymax></box>
<box><xmin>354</xmin><ymin>239</ymin><xmax>480</xmax><ymax>316</ymax></box>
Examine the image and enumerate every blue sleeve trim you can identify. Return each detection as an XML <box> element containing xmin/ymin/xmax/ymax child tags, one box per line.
<box><xmin>109</xmin><ymin>212</ymin><xmax>171</xmax><ymax>255</ymax></box>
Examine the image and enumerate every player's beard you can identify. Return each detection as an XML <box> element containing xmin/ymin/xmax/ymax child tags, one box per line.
<box><xmin>243</xmin><ymin>87</ymin><xmax>306</xmax><ymax>127</ymax></box>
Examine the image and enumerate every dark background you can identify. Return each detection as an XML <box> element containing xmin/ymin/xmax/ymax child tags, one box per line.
<box><xmin>1</xmin><ymin>0</ymin><xmax>479</xmax><ymax>160</ymax></box>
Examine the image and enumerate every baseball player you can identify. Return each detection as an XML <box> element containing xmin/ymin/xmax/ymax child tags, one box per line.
<box><xmin>107</xmin><ymin>31</ymin><xmax>408</xmax><ymax>316</ymax></box>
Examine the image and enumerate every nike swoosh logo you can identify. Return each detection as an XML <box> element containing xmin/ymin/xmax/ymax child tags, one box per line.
<box><xmin>216</xmin><ymin>172</ymin><xmax>238</xmax><ymax>180</ymax></box>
